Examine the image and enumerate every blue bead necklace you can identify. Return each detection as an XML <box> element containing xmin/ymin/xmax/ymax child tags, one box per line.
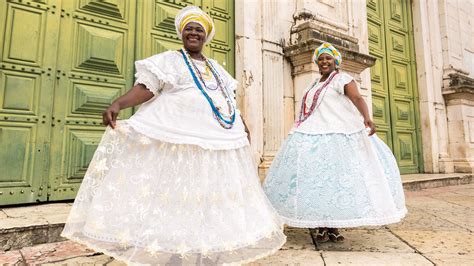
<box><xmin>179</xmin><ymin>48</ymin><xmax>236</xmax><ymax>129</ymax></box>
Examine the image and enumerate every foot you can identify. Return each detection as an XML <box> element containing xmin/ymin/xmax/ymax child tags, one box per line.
<box><xmin>315</xmin><ymin>228</ymin><xmax>329</xmax><ymax>243</ymax></box>
<box><xmin>328</xmin><ymin>228</ymin><xmax>345</xmax><ymax>242</ymax></box>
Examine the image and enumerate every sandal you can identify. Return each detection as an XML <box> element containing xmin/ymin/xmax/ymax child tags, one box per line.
<box><xmin>314</xmin><ymin>228</ymin><xmax>329</xmax><ymax>243</ymax></box>
<box><xmin>328</xmin><ymin>229</ymin><xmax>345</xmax><ymax>242</ymax></box>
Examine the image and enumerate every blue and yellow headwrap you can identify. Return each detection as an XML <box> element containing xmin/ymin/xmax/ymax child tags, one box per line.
<box><xmin>313</xmin><ymin>42</ymin><xmax>342</xmax><ymax>67</ymax></box>
<box><xmin>175</xmin><ymin>6</ymin><xmax>215</xmax><ymax>44</ymax></box>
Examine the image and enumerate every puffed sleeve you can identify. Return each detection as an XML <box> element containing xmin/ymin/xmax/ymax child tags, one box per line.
<box><xmin>333</xmin><ymin>72</ymin><xmax>355</xmax><ymax>94</ymax></box>
<box><xmin>133</xmin><ymin>52</ymin><xmax>176</xmax><ymax>96</ymax></box>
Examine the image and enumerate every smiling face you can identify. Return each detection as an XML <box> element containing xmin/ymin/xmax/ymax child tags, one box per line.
<box><xmin>182</xmin><ymin>22</ymin><xmax>206</xmax><ymax>54</ymax></box>
<box><xmin>317</xmin><ymin>53</ymin><xmax>336</xmax><ymax>76</ymax></box>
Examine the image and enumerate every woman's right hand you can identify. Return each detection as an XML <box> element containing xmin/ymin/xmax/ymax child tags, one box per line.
<box><xmin>102</xmin><ymin>102</ymin><xmax>120</xmax><ymax>129</ymax></box>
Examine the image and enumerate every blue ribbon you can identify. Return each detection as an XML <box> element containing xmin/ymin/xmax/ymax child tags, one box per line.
<box><xmin>179</xmin><ymin>49</ymin><xmax>236</xmax><ymax>126</ymax></box>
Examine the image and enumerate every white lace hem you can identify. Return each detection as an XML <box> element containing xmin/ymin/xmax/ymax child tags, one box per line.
<box><xmin>126</xmin><ymin>120</ymin><xmax>249</xmax><ymax>151</ymax></box>
<box><xmin>279</xmin><ymin>208</ymin><xmax>407</xmax><ymax>228</ymax></box>
<box><xmin>61</xmin><ymin>231</ymin><xmax>286</xmax><ymax>266</ymax></box>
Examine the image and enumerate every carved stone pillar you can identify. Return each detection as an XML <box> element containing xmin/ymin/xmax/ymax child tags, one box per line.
<box><xmin>442</xmin><ymin>71</ymin><xmax>474</xmax><ymax>173</ymax></box>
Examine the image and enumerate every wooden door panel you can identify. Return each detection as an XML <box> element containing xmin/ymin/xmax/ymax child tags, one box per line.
<box><xmin>368</xmin><ymin>0</ymin><xmax>421</xmax><ymax>174</ymax></box>
<box><xmin>0</xmin><ymin>0</ymin><xmax>59</xmax><ymax>205</ymax></box>
<box><xmin>47</xmin><ymin>0</ymin><xmax>135</xmax><ymax>201</ymax></box>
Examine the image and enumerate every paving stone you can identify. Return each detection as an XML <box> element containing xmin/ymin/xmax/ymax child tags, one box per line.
<box><xmin>452</xmin><ymin>186</ymin><xmax>474</xmax><ymax>197</ymax></box>
<box><xmin>315</xmin><ymin>229</ymin><xmax>413</xmax><ymax>253</ymax></box>
<box><xmin>391</xmin><ymin>230</ymin><xmax>474</xmax><ymax>255</ymax></box>
<box><xmin>281</xmin><ymin>227</ymin><xmax>315</xmax><ymax>250</ymax></box>
<box><xmin>0</xmin><ymin>211</ymin><xmax>7</xmax><ymax>219</ymax></box>
<box><xmin>0</xmin><ymin>216</ymin><xmax>49</xmax><ymax>229</ymax></box>
<box><xmin>424</xmin><ymin>253</ymin><xmax>474</xmax><ymax>266</ymax></box>
<box><xmin>0</xmin><ymin>250</ymin><xmax>24</xmax><ymax>264</ymax></box>
<box><xmin>21</xmin><ymin>240</ymin><xmax>96</xmax><ymax>264</ymax></box>
<box><xmin>429</xmin><ymin>192</ymin><xmax>474</xmax><ymax>208</ymax></box>
<box><xmin>322</xmin><ymin>251</ymin><xmax>433</xmax><ymax>265</ymax></box>
<box><xmin>388</xmin><ymin>206</ymin><xmax>464</xmax><ymax>231</ymax></box>
<box><xmin>247</xmin><ymin>250</ymin><xmax>324</xmax><ymax>265</ymax></box>
<box><xmin>41</xmin><ymin>254</ymin><xmax>114</xmax><ymax>265</ymax></box>
<box><xmin>105</xmin><ymin>259</ymin><xmax>128</xmax><ymax>265</ymax></box>
<box><xmin>405</xmin><ymin>196</ymin><xmax>473</xmax><ymax>231</ymax></box>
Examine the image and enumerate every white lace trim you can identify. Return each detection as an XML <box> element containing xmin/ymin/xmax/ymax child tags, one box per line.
<box><xmin>279</xmin><ymin>208</ymin><xmax>408</xmax><ymax>228</ymax></box>
<box><xmin>61</xmin><ymin>230</ymin><xmax>286</xmax><ymax>266</ymax></box>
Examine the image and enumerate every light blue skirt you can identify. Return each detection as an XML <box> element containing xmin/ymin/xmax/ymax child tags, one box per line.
<box><xmin>263</xmin><ymin>130</ymin><xmax>407</xmax><ymax>228</ymax></box>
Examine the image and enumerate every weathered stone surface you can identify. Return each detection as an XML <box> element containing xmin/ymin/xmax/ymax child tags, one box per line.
<box><xmin>388</xmin><ymin>206</ymin><xmax>464</xmax><ymax>231</ymax></box>
<box><xmin>281</xmin><ymin>227</ymin><xmax>314</xmax><ymax>250</ymax></box>
<box><xmin>0</xmin><ymin>250</ymin><xmax>23</xmax><ymax>264</ymax></box>
<box><xmin>21</xmin><ymin>240</ymin><xmax>96</xmax><ymax>264</ymax></box>
<box><xmin>429</xmin><ymin>192</ymin><xmax>474</xmax><ymax>208</ymax></box>
<box><xmin>0</xmin><ymin>227</ymin><xmax>49</xmax><ymax>251</ymax></box>
<box><xmin>315</xmin><ymin>229</ymin><xmax>414</xmax><ymax>253</ymax></box>
<box><xmin>322</xmin><ymin>251</ymin><xmax>433</xmax><ymax>265</ymax></box>
<box><xmin>247</xmin><ymin>250</ymin><xmax>324</xmax><ymax>265</ymax></box>
<box><xmin>391</xmin><ymin>230</ymin><xmax>474</xmax><ymax>255</ymax></box>
<box><xmin>405</xmin><ymin>196</ymin><xmax>473</xmax><ymax>231</ymax></box>
<box><xmin>41</xmin><ymin>254</ymin><xmax>114</xmax><ymax>265</ymax></box>
<box><xmin>425</xmin><ymin>253</ymin><xmax>474</xmax><ymax>266</ymax></box>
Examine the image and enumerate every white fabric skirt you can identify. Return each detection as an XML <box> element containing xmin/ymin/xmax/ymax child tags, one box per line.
<box><xmin>263</xmin><ymin>130</ymin><xmax>407</xmax><ymax>228</ymax></box>
<box><xmin>61</xmin><ymin>121</ymin><xmax>286</xmax><ymax>265</ymax></box>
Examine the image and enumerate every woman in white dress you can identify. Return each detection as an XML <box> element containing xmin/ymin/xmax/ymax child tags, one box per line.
<box><xmin>263</xmin><ymin>43</ymin><xmax>406</xmax><ymax>243</ymax></box>
<box><xmin>61</xmin><ymin>6</ymin><xmax>285</xmax><ymax>265</ymax></box>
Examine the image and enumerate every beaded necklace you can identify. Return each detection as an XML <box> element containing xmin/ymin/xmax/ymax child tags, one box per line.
<box><xmin>295</xmin><ymin>70</ymin><xmax>338</xmax><ymax>127</ymax></box>
<box><xmin>179</xmin><ymin>48</ymin><xmax>236</xmax><ymax>129</ymax></box>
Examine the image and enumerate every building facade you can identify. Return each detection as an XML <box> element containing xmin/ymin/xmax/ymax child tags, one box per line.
<box><xmin>1</xmin><ymin>0</ymin><xmax>473</xmax><ymax>205</ymax></box>
<box><xmin>234</xmin><ymin>0</ymin><xmax>474</xmax><ymax>178</ymax></box>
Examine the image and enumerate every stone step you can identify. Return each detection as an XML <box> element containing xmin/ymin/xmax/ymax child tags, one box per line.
<box><xmin>0</xmin><ymin>173</ymin><xmax>472</xmax><ymax>252</ymax></box>
<box><xmin>401</xmin><ymin>173</ymin><xmax>473</xmax><ymax>191</ymax></box>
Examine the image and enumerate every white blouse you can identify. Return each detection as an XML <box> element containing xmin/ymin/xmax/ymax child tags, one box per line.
<box><xmin>127</xmin><ymin>51</ymin><xmax>248</xmax><ymax>150</ymax></box>
<box><xmin>292</xmin><ymin>72</ymin><xmax>366</xmax><ymax>135</ymax></box>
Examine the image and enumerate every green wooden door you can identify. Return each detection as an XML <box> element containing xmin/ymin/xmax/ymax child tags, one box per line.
<box><xmin>0</xmin><ymin>0</ymin><xmax>60</xmax><ymax>205</ymax></box>
<box><xmin>367</xmin><ymin>0</ymin><xmax>422</xmax><ymax>174</ymax></box>
<box><xmin>47</xmin><ymin>0</ymin><xmax>135</xmax><ymax>200</ymax></box>
<box><xmin>0</xmin><ymin>0</ymin><xmax>235</xmax><ymax>205</ymax></box>
<box><xmin>136</xmin><ymin>0</ymin><xmax>234</xmax><ymax>75</ymax></box>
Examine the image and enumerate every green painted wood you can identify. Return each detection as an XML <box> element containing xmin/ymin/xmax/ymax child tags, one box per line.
<box><xmin>0</xmin><ymin>0</ymin><xmax>60</xmax><ymax>205</ymax></box>
<box><xmin>0</xmin><ymin>0</ymin><xmax>235</xmax><ymax>205</ymax></box>
<box><xmin>367</xmin><ymin>0</ymin><xmax>422</xmax><ymax>174</ymax></box>
<box><xmin>47</xmin><ymin>0</ymin><xmax>136</xmax><ymax>201</ymax></box>
<box><xmin>136</xmin><ymin>0</ymin><xmax>234</xmax><ymax>75</ymax></box>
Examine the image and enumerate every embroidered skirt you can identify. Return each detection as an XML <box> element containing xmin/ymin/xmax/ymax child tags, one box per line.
<box><xmin>263</xmin><ymin>130</ymin><xmax>407</xmax><ymax>228</ymax></box>
<box><xmin>61</xmin><ymin>121</ymin><xmax>285</xmax><ymax>265</ymax></box>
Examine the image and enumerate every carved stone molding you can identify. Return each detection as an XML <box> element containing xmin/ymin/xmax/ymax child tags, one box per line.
<box><xmin>284</xmin><ymin>21</ymin><xmax>376</xmax><ymax>75</ymax></box>
<box><xmin>442</xmin><ymin>71</ymin><xmax>474</xmax><ymax>102</ymax></box>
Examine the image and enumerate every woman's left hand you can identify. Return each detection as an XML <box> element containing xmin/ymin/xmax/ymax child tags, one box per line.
<box><xmin>364</xmin><ymin>119</ymin><xmax>376</xmax><ymax>136</ymax></box>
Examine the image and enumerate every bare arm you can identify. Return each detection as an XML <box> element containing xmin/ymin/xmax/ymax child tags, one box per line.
<box><xmin>102</xmin><ymin>84</ymin><xmax>154</xmax><ymax>129</ymax></box>
<box><xmin>344</xmin><ymin>80</ymin><xmax>376</xmax><ymax>136</ymax></box>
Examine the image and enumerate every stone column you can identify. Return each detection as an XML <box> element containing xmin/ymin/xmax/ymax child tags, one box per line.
<box><xmin>234</xmin><ymin>0</ymin><xmax>264</xmax><ymax>166</ymax></box>
<box><xmin>439</xmin><ymin>0</ymin><xmax>474</xmax><ymax>173</ymax></box>
<box><xmin>412</xmin><ymin>0</ymin><xmax>453</xmax><ymax>173</ymax></box>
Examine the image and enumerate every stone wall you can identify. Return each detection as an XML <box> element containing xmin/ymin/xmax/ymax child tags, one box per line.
<box><xmin>235</xmin><ymin>0</ymin><xmax>474</xmax><ymax>176</ymax></box>
<box><xmin>234</xmin><ymin>0</ymin><xmax>374</xmax><ymax>178</ymax></box>
<box><xmin>412</xmin><ymin>0</ymin><xmax>474</xmax><ymax>173</ymax></box>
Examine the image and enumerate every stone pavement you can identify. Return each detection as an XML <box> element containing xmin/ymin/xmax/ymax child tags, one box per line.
<box><xmin>0</xmin><ymin>183</ymin><xmax>473</xmax><ymax>265</ymax></box>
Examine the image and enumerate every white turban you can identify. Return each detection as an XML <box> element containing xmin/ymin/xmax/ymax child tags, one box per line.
<box><xmin>175</xmin><ymin>6</ymin><xmax>215</xmax><ymax>44</ymax></box>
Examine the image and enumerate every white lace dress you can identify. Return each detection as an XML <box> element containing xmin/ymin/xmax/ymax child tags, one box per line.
<box><xmin>61</xmin><ymin>51</ymin><xmax>286</xmax><ymax>265</ymax></box>
<box><xmin>263</xmin><ymin>72</ymin><xmax>407</xmax><ymax>228</ymax></box>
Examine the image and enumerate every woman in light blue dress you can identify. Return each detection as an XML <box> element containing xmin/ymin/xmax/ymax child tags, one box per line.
<box><xmin>263</xmin><ymin>43</ymin><xmax>407</xmax><ymax>242</ymax></box>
